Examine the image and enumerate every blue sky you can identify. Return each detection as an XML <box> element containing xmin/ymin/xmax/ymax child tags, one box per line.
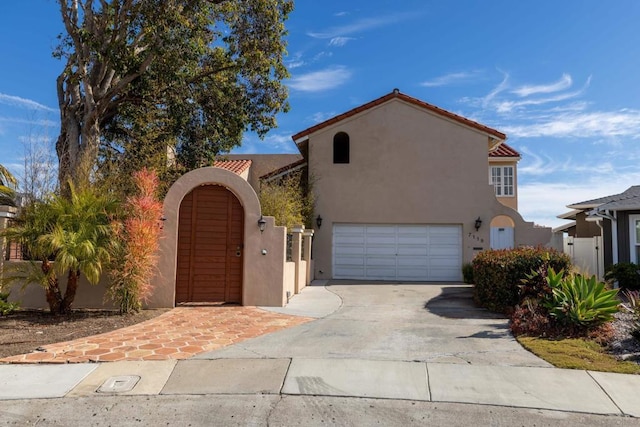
<box><xmin>1</xmin><ymin>1</ymin><xmax>640</xmax><ymax>228</ymax></box>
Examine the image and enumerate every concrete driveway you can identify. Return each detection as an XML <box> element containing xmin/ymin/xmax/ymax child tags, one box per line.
<box><xmin>196</xmin><ymin>282</ymin><xmax>550</xmax><ymax>367</ymax></box>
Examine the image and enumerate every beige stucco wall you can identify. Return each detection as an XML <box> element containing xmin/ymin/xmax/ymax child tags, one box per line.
<box><xmin>306</xmin><ymin>98</ymin><xmax>551</xmax><ymax>279</ymax></box>
<box><xmin>0</xmin><ymin>206</ymin><xmax>17</xmax><ymax>282</ymax></box>
<box><xmin>489</xmin><ymin>159</ymin><xmax>518</xmax><ymax>210</ymax></box>
<box><xmin>283</xmin><ymin>261</ymin><xmax>296</xmax><ymax>301</ymax></box>
<box><xmin>150</xmin><ymin>167</ymin><xmax>289</xmax><ymax>308</ymax></box>
<box><xmin>6</xmin><ymin>263</ymin><xmax>115</xmax><ymax>310</ymax></box>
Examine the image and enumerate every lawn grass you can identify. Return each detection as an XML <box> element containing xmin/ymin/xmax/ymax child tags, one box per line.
<box><xmin>517</xmin><ymin>336</ymin><xmax>640</xmax><ymax>374</ymax></box>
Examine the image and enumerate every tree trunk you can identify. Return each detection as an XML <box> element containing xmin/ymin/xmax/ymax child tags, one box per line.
<box><xmin>41</xmin><ymin>259</ymin><xmax>63</xmax><ymax>314</ymax></box>
<box><xmin>56</xmin><ymin>67</ymin><xmax>101</xmax><ymax>196</ymax></box>
<box><xmin>61</xmin><ymin>269</ymin><xmax>80</xmax><ymax>314</ymax></box>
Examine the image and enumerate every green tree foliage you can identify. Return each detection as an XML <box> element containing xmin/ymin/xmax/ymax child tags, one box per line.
<box><xmin>0</xmin><ymin>164</ymin><xmax>17</xmax><ymax>206</ymax></box>
<box><xmin>108</xmin><ymin>168</ymin><xmax>163</xmax><ymax>313</ymax></box>
<box><xmin>55</xmin><ymin>0</ymin><xmax>293</xmax><ymax>194</ymax></box>
<box><xmin>259</xmin><ymin>171</ymin><xmax>315</xmax><ymax>230</ymax></box>
<box><xmin>2</xmin><ymin>185</ymin><xmax>117</xmax><ymax>314</ymax></box>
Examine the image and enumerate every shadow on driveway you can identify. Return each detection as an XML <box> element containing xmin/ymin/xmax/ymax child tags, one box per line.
<box><xmin>424</xmin><ymin>286</ymin><xmax>505</xmax><ymax>320</ymax></box>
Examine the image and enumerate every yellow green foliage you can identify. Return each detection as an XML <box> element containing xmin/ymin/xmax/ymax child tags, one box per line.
<box><xmin>518</xmin><ymin>336</ymin><xmax>640</xmax><ymax>374</ymax></box>
<box><xmin>259</xmin><ymin>172</ymin><xmax>308</xmax><ymax>229</ymax></box>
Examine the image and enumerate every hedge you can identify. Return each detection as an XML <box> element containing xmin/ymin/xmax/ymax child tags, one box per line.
<box><xmin>472</xmin><ymin>246</ymin><xmax>571</xmax><ymax>313</ymax></box>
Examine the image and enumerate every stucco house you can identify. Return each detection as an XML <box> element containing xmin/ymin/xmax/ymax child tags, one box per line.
<box><xmin>257</xmin><ymin>89</ymin><xmax>552</xmax><ymax>282</ymax></box>
<box><xmin>556</xmin><ymin>186</ymin><xmax>640</xmax><ymax>277</ymax></box>
<box><xmin>3</xmin><ymin>89</ymin><xmax>553</xmax><ymax>309</ymax></box>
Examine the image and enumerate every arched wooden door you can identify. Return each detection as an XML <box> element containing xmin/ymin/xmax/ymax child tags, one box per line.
<box><xmin>175</xmin><ymin>185</ymin><xmax>244</xmax><ymax>304</ymax></box>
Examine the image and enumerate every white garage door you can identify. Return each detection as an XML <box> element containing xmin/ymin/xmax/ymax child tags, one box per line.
<box><xmin>333</xmin><ymin>224</ymin><xmax>462</xmax><ymax>281</ymax></box>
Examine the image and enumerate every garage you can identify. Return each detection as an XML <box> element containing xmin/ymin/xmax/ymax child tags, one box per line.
<box><xmin>333</xmin><ymin>224</ymin><xmax>462</xmax><ymax>281</ymax></box>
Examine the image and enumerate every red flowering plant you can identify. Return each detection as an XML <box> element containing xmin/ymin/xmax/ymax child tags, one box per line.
<box><xmin>108</xmin><ymin>168</ymin><xmax>163</xmax><ymax>313</ymax></box>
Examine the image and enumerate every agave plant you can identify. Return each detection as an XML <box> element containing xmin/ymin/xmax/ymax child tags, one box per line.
<box><xmin>544</xmin><ymin>268</ymin><xmax>619</xmax><ymax>327</ymax></box>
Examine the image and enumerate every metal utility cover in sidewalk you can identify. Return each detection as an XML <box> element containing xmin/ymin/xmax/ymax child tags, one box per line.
<box><xmin>97</xmin><ymin>375</ymin><xmax>140</xmax><ymax>393</ymax></box>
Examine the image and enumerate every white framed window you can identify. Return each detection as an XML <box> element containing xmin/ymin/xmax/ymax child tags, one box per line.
<box><xmin>490</xmin><ymin>166</ymin><xmax>514</xmax><ymax>197</ymax></box>
<box><xmin>629</xmin><ymin>215</ymin><xmax>640</xmax><ymax>264</ymax></box>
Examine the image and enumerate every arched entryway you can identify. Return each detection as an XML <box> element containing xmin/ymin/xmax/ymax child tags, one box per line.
<box><xmin>175</xmin><ymin>184</ymin><xmax>244</xmax><ymax>304</ymax></box>
<box><xmin>490</xmin><ymin>215</ymin><xmax>515</xmax><ymax>250</ymax></box>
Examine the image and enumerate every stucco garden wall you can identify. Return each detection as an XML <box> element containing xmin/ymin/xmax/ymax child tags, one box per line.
<box><xmin>148</xmin><ymin>167</ymin><xmax>291</xmax><ymax>308</ymax></box>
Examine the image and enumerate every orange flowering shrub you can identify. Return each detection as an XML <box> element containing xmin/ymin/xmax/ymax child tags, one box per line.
<box><xmin>108</xmin><ymin>168</ymin><xmax>163</xmax><ymax>313</ymax></box>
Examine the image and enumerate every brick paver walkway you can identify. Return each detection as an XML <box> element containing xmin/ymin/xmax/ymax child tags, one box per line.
<box><xmin>0</xmin><ymin>307</ymin><xmax>312</xmax><ymax>364</ymax></box>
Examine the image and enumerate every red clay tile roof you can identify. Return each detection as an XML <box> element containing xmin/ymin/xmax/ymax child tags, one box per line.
<box><xmin>489</xmin><ymin>142</ymin><xmax>520</xmax><ymax>158</ymax></box>
<box><xmin>212</xmin><ymin>159</ymin><xmax>252</xmax><ymax>175</ymax></box>
<box><xmin>291</xmin><ymin>90</ymin><xmax>507</xmax><ymax>142</ymax></box>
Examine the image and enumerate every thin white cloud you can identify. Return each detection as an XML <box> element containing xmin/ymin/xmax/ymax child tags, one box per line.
<box><xmin>308</xmin><ymin>111</ymin><xmax>337</xmax><ymax>123</ymax></box>
<box><xmin>511</xmin><ymin>73</ymin><xmax>573</xmax><ymax>97</ymax></box>
<box><xmin>503</xmin><ymin>109</ymin><xmax>640</xmax><ymax>139</ymax></box>
<box><xmin>285</xmin><ymin>52</ymin><xmax>306</xmax><ymax>69</ymax></box>
<box><xmin>329</xmin><ymin>37</ymin><xmax>355</xmax><ymax>47</ymax></box>
<box><xmin>0</xmin><ymin>116</ymin><xmax>58</xmax><ymax>127</ymax></box>
<box><xmin>482</xmin><ymin>71</ymin><xmax>510</xmax><ymax>108</ymax></box>
<box><xmin>518</xmin><ymin>146</ymin><xmax>614</xmax><ymax>176</ymax></box>
<box><xmin>496</xmin><ymin>76</ymin><xmax>591</xmax><ymax>113</ymax></box>
<box><xmin>420</xmin><ymin>71</ymin><xmax>482</xmax><ymax>87</ymax></box>
<box><xmin>288</xmin><ymin>66</ymin><xmax>352</xmax><ymax>92</ymax></box>
<box><xmin>307</xmin><ymin>12</ymin><xmax>414</xmax><ymax>39</ymax></box>
<box><xmin>0</xmin><ymin>93</ymin><xmax>57</xmax><ymax>113</ymax></box>
<box><xmin>18</xmin><ymin>135</ymin><xmax>54</xmax><ymax>144</ymax></box>
<box><xmin>313</xmin><ymin>51</ymin><xmax>333</xmax><ymax>61</ymax></box>
<box><xmin>334</xmin><ymin>11</ymin><xmax>349</xmax><ymax>17</ymax></box>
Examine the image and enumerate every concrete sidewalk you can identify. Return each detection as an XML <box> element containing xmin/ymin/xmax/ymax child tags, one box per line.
<box><xmin>1</xmin><ymin>283</ymin><xmax>639</xmax><ymax>422</ymax></box>
<box><xmin>0</xmin><ymin>357</ymin><xmax>639</xmax><ymax>418</ymax></box>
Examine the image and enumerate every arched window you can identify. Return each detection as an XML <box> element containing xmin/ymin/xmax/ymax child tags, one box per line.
<box><xmin>333</xmin><ymin>132</ymin><xmax>350</xmax><ymax>164</ymax></box>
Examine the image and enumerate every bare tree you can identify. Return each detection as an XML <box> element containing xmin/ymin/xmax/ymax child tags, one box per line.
<box><xmin>20</xmin><ymin>114</ymin><xmax>58</xmax><ymax>204</ymax></box>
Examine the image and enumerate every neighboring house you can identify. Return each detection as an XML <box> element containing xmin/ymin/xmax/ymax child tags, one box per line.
<box><xmin>556</xmin><ymin>186</ymin><xmax>640</xmax><ymax>277</ymax></box>
<box><xmin>270</xmin><ymin>89</ymin><xmax>551</xmax><ymax>282</ymax></box>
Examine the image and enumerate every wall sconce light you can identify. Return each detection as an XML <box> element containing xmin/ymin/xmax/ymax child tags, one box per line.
<box><xmin>258</xmin><ymin>215</ymin><xmax>266</xmax><ymax>233</ymax></box>
<box><xmin>474</xmin><ymin>217</ymin><xmax>482</xmax><ymax>231</ymax></box>
<box><xmin>316</xmin><ymin>215</ymin><xmax>323</xmax><ymax>228</ymax></box>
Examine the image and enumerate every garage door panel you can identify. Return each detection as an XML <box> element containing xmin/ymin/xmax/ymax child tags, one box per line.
<box><xmin>335</xmin><ymin>266</ymin><xmax>366</xmax><ymax>278</ymax></box>
<box><xmin>366</xmin><ymin>256</ymin><xmax>396</xmax><ymax>266</ymax></box>
<box><xmin>397</xmin><ymin>256</ymin><xmax>428</xmax><ymax>267</ymax></box>
<box><xmin>366</xmin><ymin>246</ymin><xmax>397</xmax><ymax>255</ymax></box>
<box><xmin>334</xmin><ymin>246</ymin><xmax>365</xmax><ymax>255</ymax></box>
<box><xmin>335</xmin><ymin>254</ymin><xmax>365</xmax><ymax>265</ymax></box>
<box><xmin>366</xmin><ymin>235</ymin><xmax>396</xmax><ymax>246</ymax></box>
<box><xmin>333</xmin><ymin>224</ymin><xmax>461</xmax><ymax>281</ymax></box>
<box><xmin>366</xmin><ymin>267</ymin><xmax>396</xmax><ymax>279</ymax></box>
<box><xmin>397</xmin><ymin>247</ymin><xmax>428</xmax><ymax>256</ymax></box>
<box><xmin>398</xmin><ymin>268</ymin><xmax>429</xmax><ymax>280</ymax></box>
<box><xmin>334</xmin><ymin>235</ymin><xmax>366</xmax><ymax>245</ymax></box>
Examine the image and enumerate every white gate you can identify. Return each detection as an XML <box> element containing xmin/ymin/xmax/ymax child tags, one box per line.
<box><xmin>564</xmin><ymin>236</ymin><xmax>604</xmax><ymax>279</ymax></box>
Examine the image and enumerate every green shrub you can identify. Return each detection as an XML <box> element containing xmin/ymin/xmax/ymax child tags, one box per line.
<box><xmin>604</xmin><ymin>262</ymin><xmax>640</xmax><ymax>291</ymax></box>
<box><xmin>621</xmin><ymin>290</ymin><xmax>640</xmax><ymax>342</ymax></box>
<box><xmin>544</xmin><ymin>268</ymin><xmax>619</xmax><ymax>327</ymax></box>
<box><xmin>461</xmin><ymin>263</ymin><xmax>474</xmax><ymax>284</ymax></box>
<box><xmin>472</xmin><ymin>247</ymin><xmax>571</xmax><ymax>313</ymax></box>
<box><xmin>0</xmin><ymin>292</ymin><xmax>19</xmax><ymax>316</ymax></box>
